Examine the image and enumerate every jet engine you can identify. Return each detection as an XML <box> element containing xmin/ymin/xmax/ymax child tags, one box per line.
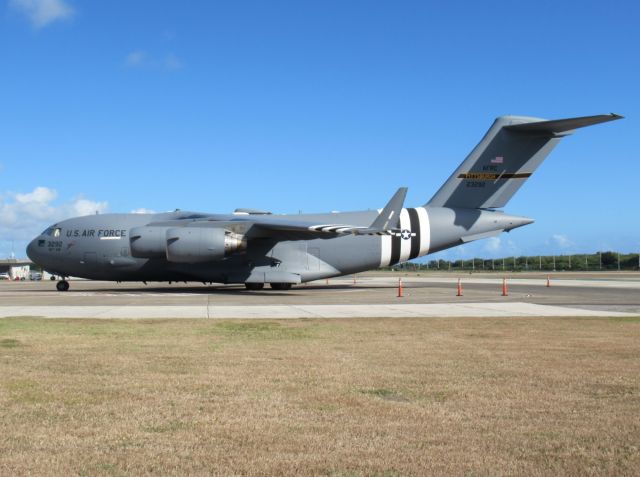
<box><xmin>129</xmin><ymin>226</ymin><xmax>169</xmax><ymax>258</ymax></box>
<box><xmin>130</xmin><ymin>225</ymin><xmax>246</xmax><ymax>262</ymax></box>
<box><xmin>165</xmin><ymin>227</ymin><xmax>246</xmax><ymax>263</ymax></box>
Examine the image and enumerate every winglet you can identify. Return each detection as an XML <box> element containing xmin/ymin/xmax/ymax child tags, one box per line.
<box><xmin>355</xmin><ymin>187</ymin><xmax>407</xmax><ymax>234</ymax></box>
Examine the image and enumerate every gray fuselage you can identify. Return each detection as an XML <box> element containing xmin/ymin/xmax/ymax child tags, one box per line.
<box><xmin>26</xmin><ymin>206</ymin><xmax>531</xmax><ymax>284</ymax></box>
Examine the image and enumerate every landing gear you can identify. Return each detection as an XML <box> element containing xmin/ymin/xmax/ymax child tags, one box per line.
<box><xmin>245</xmin><ymin>282</ymin><xmax>265</xmax><ymax>291</ymax></box>
<box><xmin>270</xmin><ymin>282</ymin><xmax>292</xmax><ymax>291</ymax></box>
<box><xmin>56</xmin><ymin>280</ymin><xmax>69</xmax><ymax>292</ymax></box>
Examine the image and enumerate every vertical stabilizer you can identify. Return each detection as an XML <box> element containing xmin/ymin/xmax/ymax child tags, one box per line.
<box><xmin>427</xmin><ymin>114</ymin><xmax>622</xmax><ymax>209</ymax></box>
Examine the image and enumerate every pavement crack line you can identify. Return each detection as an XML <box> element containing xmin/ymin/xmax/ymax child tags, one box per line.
<box><xmin>288</xmin><ymin>305</ymin><xmax>325</xmax><ymax>318</ymax></box>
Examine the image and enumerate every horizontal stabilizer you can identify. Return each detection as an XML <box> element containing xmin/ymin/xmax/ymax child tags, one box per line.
<box><xmin>505</xmin><ymin>113</ymin><xmax>623</xmax><ymax>134</ymax></box>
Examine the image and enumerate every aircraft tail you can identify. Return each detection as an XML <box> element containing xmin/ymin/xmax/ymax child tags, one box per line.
<box><xmin>427</xmin><ymin>114</ymin><xmax>622</xmax><ymax>209</ymax></box>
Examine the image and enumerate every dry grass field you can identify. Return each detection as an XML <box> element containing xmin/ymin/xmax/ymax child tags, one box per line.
<box><xmin>1</xmin><ymin>316</ymin><xmax>639</xmax><ymax>476</ymax></box>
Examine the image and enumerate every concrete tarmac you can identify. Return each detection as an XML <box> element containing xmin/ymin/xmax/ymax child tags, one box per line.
<box><xmin>1</xmin><ymin>272</ymin><xmax>639</xmax><ymax>318</ymax></box>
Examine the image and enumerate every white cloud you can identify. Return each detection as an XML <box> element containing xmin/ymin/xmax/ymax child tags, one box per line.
<box><xmin>125</xmin><ymin>50</ymin><xmax>147</xmax><ymax>67</ymax></box>
<box><xmin>10</xmin><ymin>0</ymin><xmax>74</xmax><ymax>28</ymax></box>
<box><xmin>125</xmin><ymin>50</ymin><xmax>184</xmax><ymax>71</ymax></box>
<box><xmin>164</xmin><ymin>53</ymin><xmax>183</xmax><ymax>70</ymax></box>
<box><xmin>130</xmin><ymin>207</ymin><xmax>155</xmax><ymax>214</ymax></box>
<box><xmin>453</xmin><ymin>245</ymin><xmax>467</xmax><ymax>257</ymax></box>
<box><xmin>477</xmin><ymin>235</ymin><xmax>519</xmax><ymax>258</ymax></box>
<box><xmin>0</xmin><ymin>186</ymin><xmax>107</xmax><ymax>242</ymax></box>
<box><xmin>550</xmin><ymin>234</ymin><xmax>573</xmax><ymax>249</ymax></box>
<box><xmin>484</xmin><ymin>236</ymin><xmax>501</xmax><ymax>253</ymax></box>
<box><xmin>72</xmin><ymin>198</ymin><xmax>108</xmax><ymax>217</ymax></box>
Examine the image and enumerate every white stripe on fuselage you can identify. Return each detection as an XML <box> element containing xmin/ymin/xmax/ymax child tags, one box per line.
<box><xmin>399</xmin><ymin>208</ymin><xmax>411</xmax><ymax>262</ymax></box>
<box><xmin>416</xmin><ymin>206</ymin><xmax>430</xmax><ymax>256</ymax></box>
<box><xmin>380</xmin><ymin>234</ymin><xmax>392</xmax><ymax>267</ymax></box>
<box><xmin>378</xmin><ymin>206</ymin><xmax>430</xmax><ymax>267</ymax></box>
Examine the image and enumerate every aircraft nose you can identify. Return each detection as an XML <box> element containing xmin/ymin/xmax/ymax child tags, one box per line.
<box><xmin>26</xmin><ymin>238</ymin><xmax>41</xmax><ymax>264</ymax></box>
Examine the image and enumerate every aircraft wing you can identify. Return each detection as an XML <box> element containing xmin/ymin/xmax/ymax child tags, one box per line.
<box><xmin>185</xmin><ymin>187</ymin><xmax>408</xmax><ymax>239</ymax></box>
<box><xmin>251</xmin><ymin>218</ymin><xmax>386</xmax><ymax>237</ymax></box>
<box><xmin>242</xmin><ymin>187</ymin><xmax>407</xmax><ymax>238</ymax></box>
<box><xmin>185</xmin><ymin>217</ymin><xmax>391</xmax><ymax>240</ymax></box>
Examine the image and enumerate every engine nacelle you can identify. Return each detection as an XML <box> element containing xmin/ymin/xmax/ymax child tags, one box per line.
<box><xmin>129</xmin><ymin>226</ymin><xmax>169</xmax><ymax>258</ymax></box>
<box><xmin>165</xmin><ymin>227</ymin><xmax>246</xmax><ymax>263</ymax></box>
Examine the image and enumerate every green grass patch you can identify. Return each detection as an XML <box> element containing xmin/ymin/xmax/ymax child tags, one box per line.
<box><xmin>0</xmin><ymin>338</ymin><xmax>22</xmax><ymax>348</ymax></box>
<box><xmin>361</xmin><ymin>388</ymin><xmax>409</xmax><ymax>402</ymax></box>
<box><xmin>0</xmin><ymin>317</ymin><xmax>196</xmax><ymax>340</ymax></box>
<box><xmin>5</xmin><ymin>379</ymin><xmax>52</xmax><ymax>404</ymax></box>
<box><xmin>329</xmin><ymin>470</ymin><xmax>404</xmax><ymax>477</ymax></box>
<box><xmin>142</xmin><ymin>420</ymin><xmax>191</xmax><ymax>433</ymax></box>
<box><xmin>609</xmin><ymin>316</ymin><xmax>640</xmax><ymax>323</ymax></box>
<box><xmin>209</xmin><ymin>321</ymin><xmax>316</xmax><ymax>341</ymax></box>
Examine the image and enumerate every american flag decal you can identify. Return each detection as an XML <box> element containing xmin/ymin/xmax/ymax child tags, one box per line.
<box><xmin>491</xmin><ymin>156</ymin><xmax>504</xmax><ymax>164</ymax></box>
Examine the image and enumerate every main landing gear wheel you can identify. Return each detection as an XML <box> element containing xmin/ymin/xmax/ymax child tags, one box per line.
<box><xmin>270</xmin><ymin>282</ymin><xmax>292</xmax><ymax>291</ymax></box>
<box><xmin>56</xmin><ymin>280</ymin><xmax>70</xmax><ymax>292</ymax></box>
<box><xmin>245</xmin><ymin>282</ymin><xmax>265</xmax><ymax>291</ymax></box>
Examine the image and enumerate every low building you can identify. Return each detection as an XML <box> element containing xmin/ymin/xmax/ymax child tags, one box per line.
<box><xmin>0</xmin><ymin>259</ymin><xmax>35</xmax><ymax>280</ymax></box>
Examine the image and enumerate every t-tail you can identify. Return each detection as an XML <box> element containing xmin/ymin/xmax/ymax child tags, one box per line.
<box><xmin>379</xmin><ymin>113</ymin><xmax>623</xmax><ymax>266</ymax></box>
<box><xmin>427</xmin><ymin>114</ymin><xmax>623</xmax><ymax>209</ymax></box>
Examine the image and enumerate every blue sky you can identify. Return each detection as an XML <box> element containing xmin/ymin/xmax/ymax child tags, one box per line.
<box><xmin>1</xmin><ymin>0</ymin><xmax>638</xmax><ymax>260</ymax></box>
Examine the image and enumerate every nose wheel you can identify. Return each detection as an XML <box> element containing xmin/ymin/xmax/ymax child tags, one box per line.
<box><xmin>56</xmin><ymin>280</ymin><xmax>70</xmax><ymax>292</ymax></box>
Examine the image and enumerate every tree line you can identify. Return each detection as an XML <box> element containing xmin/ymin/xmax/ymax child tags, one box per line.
<box><xmin>385</xmin><ymin>252</ymin><xmax>640</xmax><ymax>272</ymax></box>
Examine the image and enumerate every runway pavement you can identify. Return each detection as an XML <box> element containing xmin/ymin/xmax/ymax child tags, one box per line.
<box><xmin>1</xmin><ymin>272</ymin><xmax>639</xmax><ymax>318</ymax></box>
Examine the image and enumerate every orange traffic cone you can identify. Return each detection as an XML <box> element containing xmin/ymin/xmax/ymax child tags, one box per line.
<box><xmin>397</xmin><ymin>278</ymin><xmax>404</xmax><ymax>298</ymax></box>
<box><xmin>502</xmin><ymin>277</ymin><xmax>508</xmax><ymax>296</ymax></box>
<box><xmin>456</xmin><ymin>278</ymin><xmax>463</xmax><ymax>296</ymax></box>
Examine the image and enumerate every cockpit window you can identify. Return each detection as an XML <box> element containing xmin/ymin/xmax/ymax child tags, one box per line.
<box><xmin>41</xmin><ymin>227</ymin><xmax>61</xmax><ymax>237</ymax></box>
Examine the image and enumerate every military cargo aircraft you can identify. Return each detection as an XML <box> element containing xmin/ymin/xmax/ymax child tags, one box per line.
<box><xmin>27</xmin><ymin>113</ymin><xmax>622</xmax><ymax>291</ymax></box>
